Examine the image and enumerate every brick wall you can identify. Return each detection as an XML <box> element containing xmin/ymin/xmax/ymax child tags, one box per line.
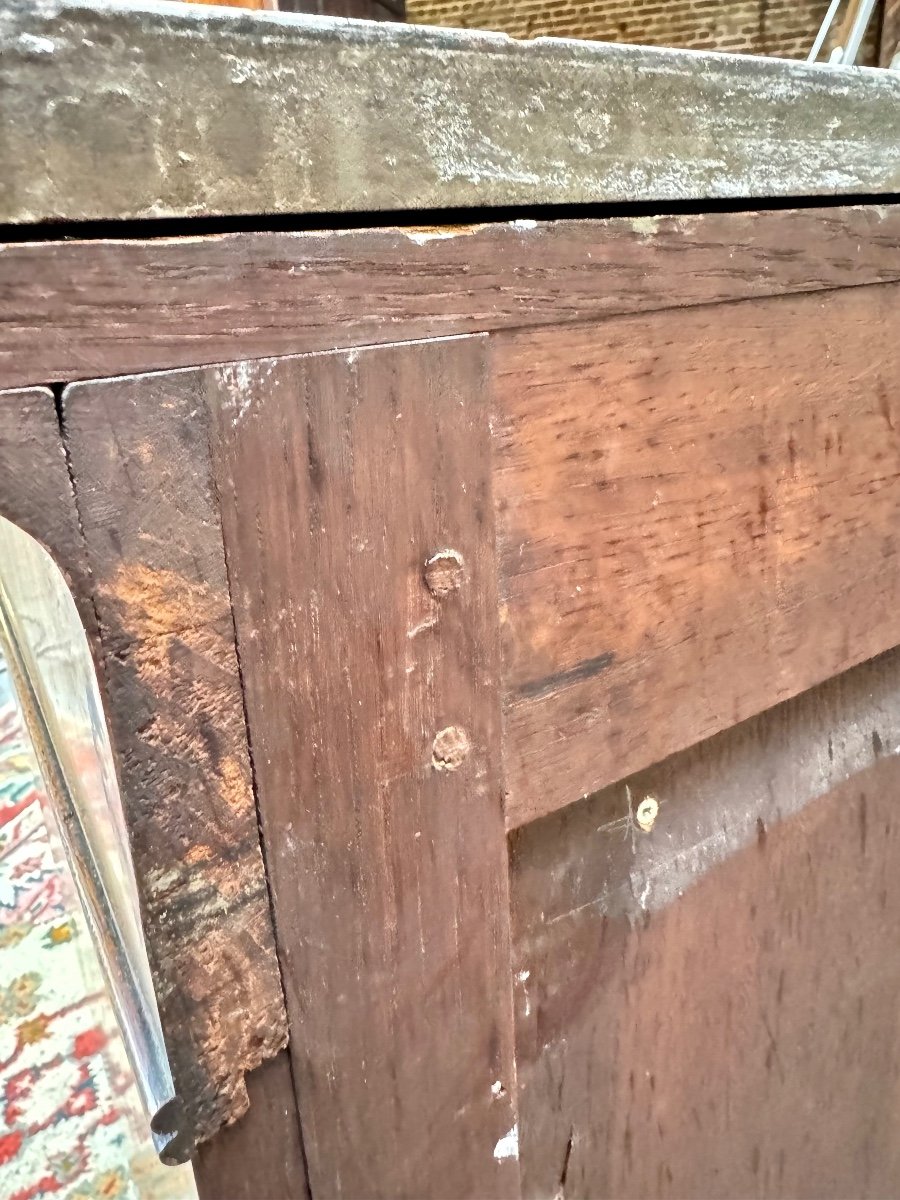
<box><xmin>406</xmin><ymin>0</ymin><xmax>881</xmax><ymax>63</ymax></box>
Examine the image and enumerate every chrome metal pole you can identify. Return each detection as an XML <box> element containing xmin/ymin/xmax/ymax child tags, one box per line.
<box><xmin>0</xmin><ymin>516</ymin><xmax>188</xmax><ymax>1164</ymax></box>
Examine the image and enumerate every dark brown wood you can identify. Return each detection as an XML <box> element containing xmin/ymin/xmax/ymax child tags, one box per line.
<box><xmin>0</xmin><ymin>386</ymin><xmax>94</xmax><ymax>630</ymax></box>
<box><xmin>276</xmin><ymin>0</ymin><xmax>404</xmax><ymax>17</ymax></box>
<box><xmin>494</xmin><ymin>283</ymin><xmax>900</xmax><ymax>828</ymax></box>
<box><xmin>62</xmin><ymin>373</ymin><xmax>288</xmax><ymax>1144</ymax></box>
<box><xmin>206</xmin><ymin>340</ymin><xmax>520</xmax><ymax>1199</ymax></box>
<box><xmin>510</xmin><ymin>646</ymin><xmax>900</xmax><ymax>1200</ymax></box>
<box><xmin>3</xmin><ymin>206</ymin><xmax>900</xmax><ymax>389</ymax></box>
<box><xmin>194</xmin><ymin>1050</ymin><xmax>310</xmax><ymax>1200</ymax></box>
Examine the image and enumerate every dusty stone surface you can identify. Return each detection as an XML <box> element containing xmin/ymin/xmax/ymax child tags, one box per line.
<box><xmin>1</xmin><ymin>0</ymin><xmax>899</xmax><ymax>223</ymax></box>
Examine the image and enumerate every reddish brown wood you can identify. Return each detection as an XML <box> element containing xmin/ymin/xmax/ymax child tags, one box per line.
<box><xmin>511</xmin><ymin>647</ymin><xmax>900</xmax><ymax>1200</ymax></box>
<box><xmin>190</xmin><ymin>0</ymin><xmax>275</xmax><ymax>8</ymax></box>
<box><xmin>193</xmin><ymin>1050</ymin><xmax>309</xmax><ymax>1200</ymax></box>
<box><xmin>62</xmin><ymin>373</ymin><xmax>288</xmax><ymax>1143</ymax></box>
<box><xmin>206</xmin><ymin>340</ymin><xmax>520</xmax><ymax>1199</ymax></box>
<box><xmin>2</xmin><ymin>207</ymin><xmax>900</xmax><ymax>389</ymax></box>
<box><xmin>494</xmin><ymin>283</ymin><xmax>900</xmax><ymax>828</ymax></box>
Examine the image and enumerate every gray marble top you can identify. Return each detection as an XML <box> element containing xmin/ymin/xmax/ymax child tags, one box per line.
<box><xmin>2</xmin><ymin>0</ymin><xmax>899</xmax><ymax>224</ymax></box>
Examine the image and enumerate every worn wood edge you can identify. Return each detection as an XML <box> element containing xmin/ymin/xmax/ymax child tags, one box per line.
<box><xmin>59</xmin><ymin>372</ymin><xmax>290</xmax><ymax>1148</ymax></box>
<box><xmin>1</xmin><ymin>0</ymin><xmax>899</xmax><ymax>223</ymax></box>
<box><xmin>4</xmin><ymin>204</ymin><xmax>900</xmax><ymax>389</ymax></box>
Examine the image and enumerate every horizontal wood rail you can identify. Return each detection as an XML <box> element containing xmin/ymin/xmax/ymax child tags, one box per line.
<box><xmin>1</xmin><ymin>205</ymin><xmax>900</xmax><ymax>388</ymax></box>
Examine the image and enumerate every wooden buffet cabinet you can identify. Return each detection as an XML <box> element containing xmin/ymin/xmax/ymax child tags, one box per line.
<box><xmin>2</xmin><ymin>2</ymin><xmax>900</xmax><ymax>1195</ymax></box>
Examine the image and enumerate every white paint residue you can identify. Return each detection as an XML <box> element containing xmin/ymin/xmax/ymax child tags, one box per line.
<box><xmin>635</xmin><ymin>796</ymin><xmax>659</xmax><ymax>833</ymax></box>
<box><xmin>403</xmin><ymin>226</ymin><xmax>483</xmax><ymax>244</ymax></box>
<box><xmin>630</xmin><ymin>215</ymin><xmax>662</xmax><ymax>237</ymax></box>
<box><xmin>511</xmin><ymin>218</ymin><xmax>538</xmax><ymax>230</ymax></box>
<box><xmin>493</xmin><ymin>1124</ymin><xmax>519</xmax><ymax>1162</ymax></box>
<box><xmin>407</xmin><ymin>614</ymin><xmax>438</xmax><ymax>639</ymax></box>
<box><xmin>491</xmin><ymin>1080</ymin><xmax>504</xmax><ymax>1097</ymax></box>
<box><xmin>515</xmin><ymin>970</ymin><xmax>530</xmax><ymax>984</ymax></box>
<box><xmin>18</xmin><ymin>33</ymin><xmax>56</xmax><ymax>54</ymax></box>
<box><xmin>218</xmin><ymin>360</ymin><xmax>275</xmax><ymax>427</ymax></box>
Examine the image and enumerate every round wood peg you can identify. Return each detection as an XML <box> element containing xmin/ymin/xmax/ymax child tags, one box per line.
<box><xmin>424</xmin><ymin>549</ymin><xmax>465</xmax><ymax>597</ymax></box>
<box><xmin>432</xmin><ymin>725</ymin><xmax>471</xmax><ymax>771</ymax></box>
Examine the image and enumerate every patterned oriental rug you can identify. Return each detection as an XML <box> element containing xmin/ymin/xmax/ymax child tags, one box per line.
<box><xmin>0</xmin><ymin>661</ymin><xmax>195</xmax><ymax>1200</ymax></box>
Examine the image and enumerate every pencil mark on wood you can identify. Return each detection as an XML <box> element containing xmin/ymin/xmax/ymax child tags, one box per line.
<box><xmin>514</xmin><ymin>652</ymin><xmax>616</xmax><ymax>700</ymax></box>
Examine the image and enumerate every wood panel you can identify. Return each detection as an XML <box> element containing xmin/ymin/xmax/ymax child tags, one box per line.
<box><xmin>193</xmin><ymin>1050</ymin><xmax>309</xmax><ymax>1200</ymax></box>
<box><xmin>207</xmin><ymin>340</ymin><xmax>520</xmax><ymax>1199</ymax></box>
<box><xmin>62</xmin><ymin>373</ymin><xmax>288</xmax><ymax>1143</ymax></box>
<box><xmin>3</xmin><ymin>1</ymin><xmax>900</xmax><ymax>224</ymax></box>
<box><xmin>511</xmin><ymin>646</ymin><xmax>900</xmax><ymax>1200</ymax></box>
<box><xmin>3</xmin><ymin>206</ymin><xmax>900</xmax><ymax>388</ymax></box>
<box><xmin>494</xmin><ymin>283</ymin><xmax>900</xmax><ymax>827</ymax></box>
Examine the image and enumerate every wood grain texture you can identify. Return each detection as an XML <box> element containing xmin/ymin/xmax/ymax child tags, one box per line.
<box><xmin>495</xmin><ymin>283</ymin><xmax>900</xmax><ymax>827</ymax></box>
<box><xmin>511</xmin><ymin>646</ymin><xmax>900</xmax><ymax>1200</ymax></box>
<box><xmin>207</xmin><ymin>340</ymin><xmax>520</xmax><ymax>1199</ymax></box>
<box><xmin>62</xmin><ymin>372</ymin><xmax>288</xmax><ymax>1144</ymax></box>
<box><xmin>4</xmin><ymin>206</ymin><xmax>900</xmax><ymax>389</ymax></box>
<box><xmin>2</xmin><ymin>0</ymin><xmax>899</xmax><ymax>223</ymax></box>
<box><xmin>193</xmin><ymin>1050</ymin><xmax>309</xmax><ymax>1200</ymax></box>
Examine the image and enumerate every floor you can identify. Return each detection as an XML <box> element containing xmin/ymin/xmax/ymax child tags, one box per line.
<box><xmin>0</xmin><ymin>658</ymin><xmax>196</xmax><ymax>1200</ymax></box>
